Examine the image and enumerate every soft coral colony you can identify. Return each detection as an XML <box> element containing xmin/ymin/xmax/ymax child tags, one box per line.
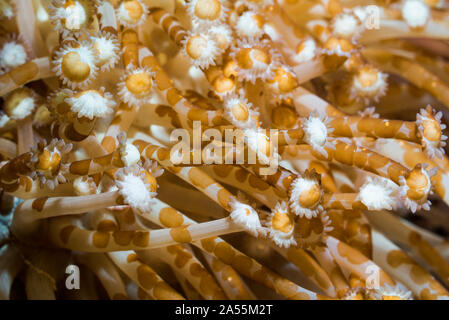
<box><xmin>0</xmin><ymin>0</ymin><xmax>449</xmax><ymax>301</ymax></box>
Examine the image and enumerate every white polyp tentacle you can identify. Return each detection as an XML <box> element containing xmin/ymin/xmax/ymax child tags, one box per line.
<box><xmin>66</xmin><ymin>87</ymin><xmax>115</xmax><ymax>120</ymax></box>
<box><xmin>401</xmin><ymin>0</ymin><xmax>431</xmax><ymax>29</ymax></box>
<box><xmin>302</xmin><ymin>113</ymin><xmax>335</xmax><ymax>157</ymax></box>
<box><xmin>359</xmin><ymin>176</ymin><xmax>398</xmax><ymax>211</ymax></box>
<box><xmin>115</xmin><ymin>165</ymin><xmax>157</xmax><ymax>213</ymax></box>
<box><xmin>91</xmin><ymin>31</ymin><xmax>120</xmax><ymax>72</ymax></box>
<box><xmin>229</xmin><ymin>197</ymin><xmax>266</xmax><ymax>237</ymax></box>
<box><xmin>0</xmin><ymin>35</ymin><xmax>29</xmax><ymax>72</ymax></box>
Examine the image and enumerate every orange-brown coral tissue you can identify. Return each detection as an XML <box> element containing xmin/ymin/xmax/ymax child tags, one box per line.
<box><xmin>1</xmin><ymin>0</ymin><xmax>449</xmax><ymax>301</ymax></box>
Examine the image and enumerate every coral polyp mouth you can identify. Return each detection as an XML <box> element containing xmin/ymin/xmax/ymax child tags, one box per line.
<box><xmin>2</xmin><ymin>0</ymin><xmax>449</xmax><ymax>302</ymax></box>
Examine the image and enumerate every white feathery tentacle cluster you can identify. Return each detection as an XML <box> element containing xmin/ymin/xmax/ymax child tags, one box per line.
<box><xmin>0</xmin><ymin>36</ymin><xmax>28</xmax><ymax>72</ymax></box>
<box><xmin>91</xmin><ymin>32</ymin><xmax>120</xmax><ymax>72</ymax></box>
<box><xmin>302</xmin><ymin>113</ymin><xmax>335</xmax><ymax>157</ymax></box>
<box><xmin>331</xmin><ymin>11</ymin><xmax>363</xmax><ymax>40</ymax></box>
<box><xmin>229</xmin><ymin>197</ymin><xmax>265</xmax><ymax>237</ymax></box>
<box><xmin>115</xmin><ymin>165</ymin><xmax>157</xmax><ymax>213</ymax></box>
<box><xmin>235</xmin><ymin>11</ymin><xmax>265</xmax><ymax>40</ymax></box>
<box><xmin>401</xmin><ymin>0</ymin><xmax>430</xmax><ymax>29</ymax></box>
<box><xmin>49</xmin><ymin>0</ymin><xmax>93</xmax><ymax>36</ymax></box>
<box><xmin>73</xmin><ymin>176</ymin><xmax>97</xmax><ymax>196</ymax></box>
<box><xmin>416</xmin><ymin>106</ymin><xmax>447</xmax><ymax>159</ymax></box>
<box><xmin>398</xmin><ymin>164</ymin><xmax>436</xmax><ymax>213</ymax></box>
<box><xmin>66</xmin><ymin>87</ymin><xmax>116</xmax><ymax>119</ymax></box>
<box><xmin>359</xmin><ymin>176</ymin><xmax>398</xmax><ymax>211</ymax></box>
